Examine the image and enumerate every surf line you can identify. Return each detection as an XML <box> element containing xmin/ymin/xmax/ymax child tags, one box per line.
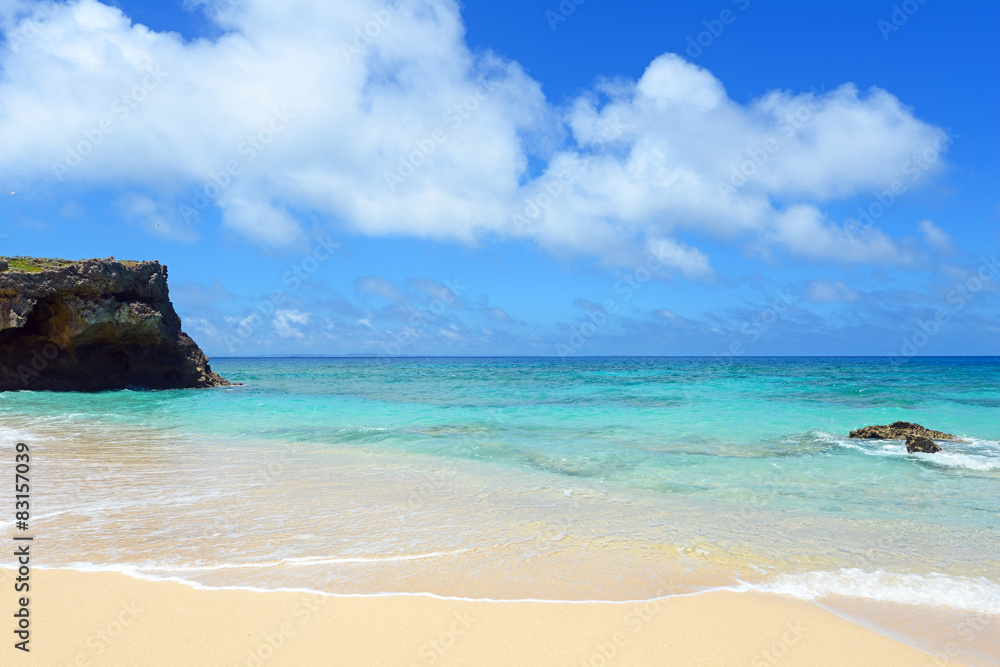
<box><xmin>135</xmin><ymin>549</ymin><xmax>472</xmax><ymax>572</ymax></box>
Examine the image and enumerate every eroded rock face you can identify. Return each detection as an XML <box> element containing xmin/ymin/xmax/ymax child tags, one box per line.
<box><xmin>905</xmin><ymin>435</ymin><xmax>942</xmax><ymax>454</ymax></box>
<box><xmin>849</xmin><ymin>421</ymin><xmax>954</xmax><ymax>441</ymax></box>
<box><xmin>0</xmin><ymin>257</ymin><xmax>231</xmax><ymax>391</ymax></box>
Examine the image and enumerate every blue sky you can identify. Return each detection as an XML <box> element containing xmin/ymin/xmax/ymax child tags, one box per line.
<box><xmin>1</xmin><ymin>0</ymin><xmax>998</xmax><ymax>357</ymax></box>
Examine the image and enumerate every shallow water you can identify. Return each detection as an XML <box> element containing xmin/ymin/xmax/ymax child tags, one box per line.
<box><xmin>2</xmin><ymin>357</ymin><xmax>998</xmax><ymax>663</ymax></box>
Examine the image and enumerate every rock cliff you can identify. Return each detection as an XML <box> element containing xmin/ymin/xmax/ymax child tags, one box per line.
<box><xmin>0</xmin><ymin>256</ymin><xmax>231</xmax><ymax>391</ymax></box>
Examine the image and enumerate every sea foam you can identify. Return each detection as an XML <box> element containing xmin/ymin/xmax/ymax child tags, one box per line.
<box><xmin>746</xmin><ymin>568</ymin><xmax>1000</xmax><ymax>615</ymax></box>
<box><xmin>817</xmin><ymin>430</ymin><xmax>1000</xmax><ymax>472</ymax></box>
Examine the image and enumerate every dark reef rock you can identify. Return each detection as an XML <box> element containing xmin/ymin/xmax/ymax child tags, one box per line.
<box><xmin>0</xmin><ymin>256</ymin><xmax>231</xmax><ymax>391</ymax></box>
<box><xmin>849</xmin><ymin>421</ymin><xmax>954</xmax><ymax>442</ymax></box>
<box><xmin>905</xmin><ymin>435</ymin><xmax>942</xmax><ymax>454</ymax></box>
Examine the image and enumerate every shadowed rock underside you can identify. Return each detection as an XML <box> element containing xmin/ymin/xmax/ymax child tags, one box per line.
<box><xmin>0</xmin><ymin>256</ymin><xmax>231</xmax><ymax>391</ymax></box>
<box><xmin>905</xmin><ymin>435</ymin><xmax>943</xmax><ymax>454</ymax></box>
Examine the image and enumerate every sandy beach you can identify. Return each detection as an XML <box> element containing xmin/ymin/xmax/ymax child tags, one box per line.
<box><xmin>1</xmin><ymin>568</ymin><xmax>959</xmax><ymax>666</ymax></box>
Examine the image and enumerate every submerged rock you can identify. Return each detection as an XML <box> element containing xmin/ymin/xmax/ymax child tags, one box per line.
<box><xmin>849</xmin><ymin>421</ymin><xmax>954</xmax><ymax>441</ymax></box>
<box><xmin>0</xmin><ymin>256</ymin><xmax>232</xmax><ymax>391</ymax></box>
<box><xmin>905</xmin><ymin>435</ymin><xmax>942</xmax><ymax>454</ymax></box>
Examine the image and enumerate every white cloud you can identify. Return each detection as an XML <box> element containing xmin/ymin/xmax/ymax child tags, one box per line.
<box><xmin>355</xmin><ymin>276</ymin><xmax>402</xmax><ymax>301</ymax></box>
<box><xmin>272</xmin><ymin>308</ymin><xmax>310</xmax><ymax>339</ymax></box>
<box><xmin>486</xmin><ymin>306</ymin><xmax>511</xmax><ymax>322</ymax></box>
<box><xmin>766</xmin><ymin>205</ymin><xmax>905</xmax><ymax>264</ymax></box>
<box><xmin>807</xmin><ymin>279</ymin><xmax>860</xmax><ymax>303</ymax></box>
<box><xmin>438</xmin><ymin>326</ymin><xmax>463</xmax><ymax>342</ymax></box>
<box><xmin>0</xmin><ymin>0</ymin><xmax>950</xmax><ymax>275</ymax></box>
<box><xmin>635</xmin><ymin>54</ymin><xmax>725</xmax><ymax>111</ymax></box>
<box><xmin>542</xmin><ymin>54</ymin><xmax>947</xmax><ymax>268</ymax></box>
<box><xmin>645</xmin><ymin>237</ymin><xmax>715</xmax><ymax>280</ymax></box>
<box><xmin>183</xmin><ymin>316</ymin><xmax>217</xmax><ymax>338</ymax></box>
<box><xmin>117</xmin><ymin>193</ymin><xmax>198</xmax><ymax>241</ymax></box>
<box><xmin>918</xmin><ymin>219</ymin><xmax>954</xmax><ymax>253</ymax></box>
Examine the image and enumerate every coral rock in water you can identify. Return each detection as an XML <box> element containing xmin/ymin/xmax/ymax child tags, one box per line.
<box><xmin>849</xmin><ymin>421</ymin><xmax>954</xmax><ymax>441</ymax></box>
<box><xmin>905</xmin><ymin>435</ymin><xmax>942</xmax><ymax>454</ymax></box>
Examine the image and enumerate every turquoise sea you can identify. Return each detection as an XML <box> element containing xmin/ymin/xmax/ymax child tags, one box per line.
<box><xmin>2</xmin><ymin>357</ymin><xmax>998</xmax><ymax>663</ymax></box>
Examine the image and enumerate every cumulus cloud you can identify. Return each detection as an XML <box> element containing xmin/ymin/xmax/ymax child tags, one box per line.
<box><xmin>538</xmin><ymin>54</ymin><xmax>947</xmax><ymax>267</ymax></box>
<box><xmin>766</xmin><ymin>205</ymin><xmax>905</xmax><ymax>264</ymax></box>
<box><xmin>645</xmin><ymin>237</ymin><xmax>715</xmax><ymax>280</ymax></box>
<box><xmin>0</xmin><ymin>0</ymin><xmax>950</xmax><ymax>274</ymax></box>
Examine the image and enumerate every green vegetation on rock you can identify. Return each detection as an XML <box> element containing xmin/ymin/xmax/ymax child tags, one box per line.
<box><xmin>0</xmin><ymin>256</ymin><xmax>139</xmax><ymax>273</ymax></box>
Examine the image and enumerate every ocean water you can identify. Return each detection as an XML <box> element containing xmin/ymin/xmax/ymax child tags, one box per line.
<box><xmin>2</xmin><ymin>357</ymin><xmax>999</xmax><ymax>662</ymax></box>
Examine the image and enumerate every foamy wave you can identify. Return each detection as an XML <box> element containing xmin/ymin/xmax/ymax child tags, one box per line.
<box><xmin>0</xmin><ymin>418</ymin><xmax>106</xmax><ymax>444</ymax></box>
<box><xmin>920</xmin><ymin>450</ymin><xmax>1000</xmax><ymax>472</ymax></box>
<box><xmin>817</xmin><ymin>431</ymin><xmax>1000</xmax><ymax>472</ymax></box>
<box><xmin>0</xmin><ymin>510</ymin><xmax>71</xmax><ymax>531</ymax></box>
<box><xmin>747</xmin><ymin>569</ymin><xmax>1000</xmax><ymax>614</ymax></box>
<box><xmin>0</xmin><ymin>423</ymin><xmax>44</xmax><ymax>443</ymax></box>
<box><xmin>131</xmin><ymin>549</ymin><xmax>470</xmax><ymax>572</ymax></box>
<box><xmin>5</xmin><ymin>563</ymin><xmax>729</xmax><ymax>603</ymax></box>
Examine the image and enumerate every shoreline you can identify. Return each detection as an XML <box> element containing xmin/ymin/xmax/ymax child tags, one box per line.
<box><xmin>0</xmin><ymin>568</ymin><xmax>966</xmax><ymax>666</ymax></box>
<box><xmin>2</xmin><ymin>373</ymin><xmax>998</xmax><ymax>666</ymax></box>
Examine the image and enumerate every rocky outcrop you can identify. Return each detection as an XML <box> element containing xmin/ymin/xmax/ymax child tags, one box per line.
<box><xmin>0</xmin><ymin>256</ymin><xmax>231</xmax><ymax>391</ymax></box>
<box><xmin>905</xmin><ymin>435</ymin><xmax>942</xmax><ymax>454</ymax></box>
<box><xmin>849</xmin><ymin>421</ymin><xmax>954</xmax><ymax>441</ymax></box>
